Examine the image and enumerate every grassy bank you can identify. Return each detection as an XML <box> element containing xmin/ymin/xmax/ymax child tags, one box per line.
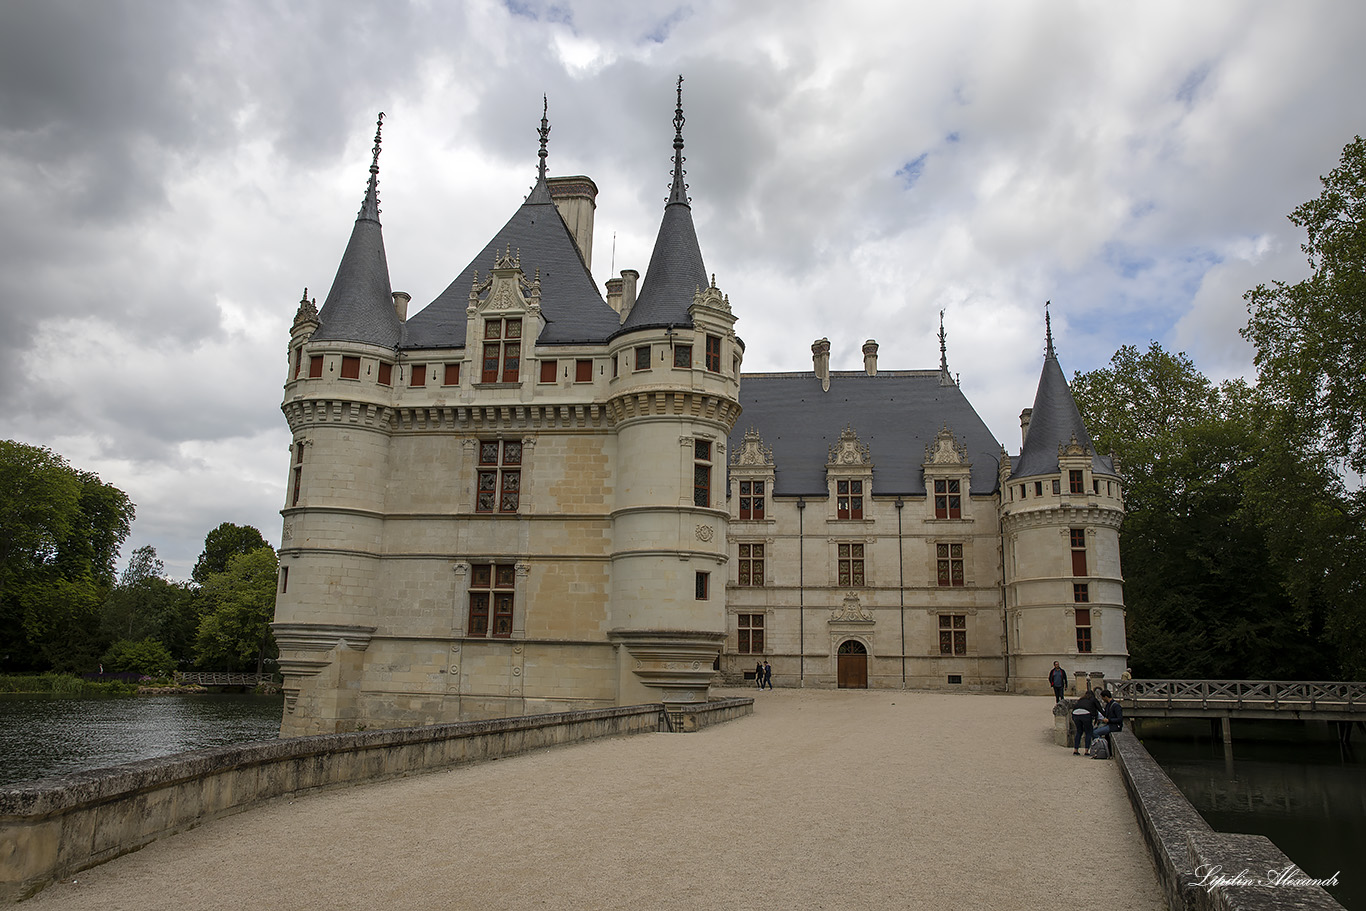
<box><xmin>0</xmin><ymin>673</ymin><xmax>140</xmax><ymax>696</ymax></box>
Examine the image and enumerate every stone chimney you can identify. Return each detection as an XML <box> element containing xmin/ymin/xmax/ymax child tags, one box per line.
<box><xmin>618</xmin><ymin>269</ymin><xmax>639</xmax><ymax>324</ymax></box>
<box><xmin>392</xmin><ymin>291</ymin><xmax>411</xmax><ymax>322</ymax></box>
<box><xmin>606</xmin><ymin>277</ymin><xmax>623</xmax><ymax>313</ymax></box>
<box><xmin>862</xmin><ymin>339</ymin><xmax>878</xmax><ymax>376</ymax></box>
<box><xmin>548</xmin><ymin>176</ymin><xmax>598</xmax><ymax>270</ymax></box>
<box><xmin>1020</xmin><ymin>408</ymin><xmax>1033</xmax><ymax>446</ymax></box>
<box><xmin>812</xmin><ymin>338</ymin><xmax>831</xmax><ymax>393</ymax></box>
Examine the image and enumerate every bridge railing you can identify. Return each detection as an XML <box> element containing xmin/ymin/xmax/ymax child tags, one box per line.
<box><xmin>1109</xmin><ymin>679</ymin><xmax>1365</xmax><ymax>711</ymax></box>
<box><xmin>174</xmin><ymin>672</ymin><xmax>274</xmax><ymax>687</ymax></box>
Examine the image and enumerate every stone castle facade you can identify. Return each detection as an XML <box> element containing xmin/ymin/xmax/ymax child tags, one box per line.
<box><xmin>271</xmin><ymin>90</ymin><xmax>1127</xmax><ymax>736</ymax></box>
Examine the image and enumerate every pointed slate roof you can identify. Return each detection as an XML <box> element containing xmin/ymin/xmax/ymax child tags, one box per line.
<box><xmin>1011</xmin><ymin>312</ymin><xmax>1115</xmax><ymax>478</ymax></box>
<box><xmin>729</xmin><ymin>372</ymin><xmax>1003</xmax><ymax>496</ymax></box>
<box><xmin>311</xmin><ymin>114</ymin><xmax>402</xmax><ymax>349</ymax></box>
<box><xmin>618</xmin><ymin>76</ymin><xmax>707</xmax><ymax>335</ymax></box>
<box><xmin>402</xmin><ymin>102</ymin><xmax>617</xmax><ymax>349</ymax></box>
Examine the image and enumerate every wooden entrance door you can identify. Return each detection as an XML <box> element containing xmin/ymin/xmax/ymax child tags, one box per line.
<box><xmin>837</xmin><ymin>640</ymin><xmax>868</xmax><ymax>689</ymax></box>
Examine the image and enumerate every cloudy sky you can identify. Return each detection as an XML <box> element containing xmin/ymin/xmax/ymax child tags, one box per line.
<box><xmin>2</xmin><ymin>0</ymin><xmax>1362</xmax><ymax>580</ymax></box>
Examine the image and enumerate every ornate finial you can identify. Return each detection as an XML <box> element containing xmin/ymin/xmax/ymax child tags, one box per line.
<box><xmin>359</xmin><ymin>112</ymin><xmax>385</xmax><ymax>221</ymax></box>
<box><xmin>537</xmin><ymin>95</ymin><xmax>550</xmax><ymax>183</ymax></box>
<box><xmin>301</xmin><ymin>287</ymin><xmax>309</xmax><ymax>305</ymax></box>
<box><xmin>668</xmin><ymin>75</ymin><xmax>689</xmax><ymax>205</ymax></box>
<box><xmin>939</xmin><ymin>309</ymin><xmax>949</xmax><ymax>373</ymax></box>
<box><xmin>292</xmin><ymin>287</ymin><xmax>318</xmax><ymax>327</ymax></box>
<box><xmin>1044</xmin><ymin>301</ymin><xmax>1056</xmax><ymax>359</ymax></box>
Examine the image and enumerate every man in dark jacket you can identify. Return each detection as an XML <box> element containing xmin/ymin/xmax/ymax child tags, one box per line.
<box><xmin>1093</xmin><ymin>690</ymin><xmax>1124</xmax><ymax>739</ymax></box>
<box><xmin>1048</xmin><ymin>662</ymin><xmax>1068</xmax><ymax>703</ymax></box>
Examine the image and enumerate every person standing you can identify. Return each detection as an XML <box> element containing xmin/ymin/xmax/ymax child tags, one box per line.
<box><xmin>1048</xmin><ymin>662</ymin><xmax>1068</xmax><ymax>703</ymax></box>
<box><xmin>1071</xmin><ymin>689</ymin><xmax>1101</xmax><ymax>755</ymax></box>
<box><xmin>762</xmin><ymin>660</ymin><xmax>773</xmax><ymax>690</ymax></box>
<box><xmin>755</xmin><ymin>660</ymin><xmax>764</xmax><ymax>689</ymax></box>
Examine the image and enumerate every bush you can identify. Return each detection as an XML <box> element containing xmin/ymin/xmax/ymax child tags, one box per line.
<box><xmin>102</xmin><ymin>638</ymin><xmax>176</xmax><ymax>678</ymax></box>
<box><xmin>0</xmin><ymin>673</ymin><xmax>137</xmax><ymax>695</ymax></box>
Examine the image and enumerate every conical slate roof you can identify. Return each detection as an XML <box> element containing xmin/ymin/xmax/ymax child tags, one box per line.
<box><xmin>312</xmin><ymin>115</ymin><xmax>401</xmax><ymax>349</ymax></box>
<box><xmin>402</xmin><ymin>106</ymin><xmax>617</xmax><ymax>349</ymax></box>
<box><xmin>1011</xmin><ymin>319</ymin><xmax>1114</xmax><ymax>478</ymax></box>
<box><xmin>619</xmin><ymin>76</ymin><xmax>707</xmax><ymax>335</ymax></box>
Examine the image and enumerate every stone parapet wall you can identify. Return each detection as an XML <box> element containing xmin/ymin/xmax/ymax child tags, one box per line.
<box><xmin>1111</xmin><ymin>731</ymin><xmax>1344</xmax><ymax>911</ymax></box>
<box><xmin>0</xmin><ymin>698</ymin><xmax>752</xmax><ymax>903</ymax></box>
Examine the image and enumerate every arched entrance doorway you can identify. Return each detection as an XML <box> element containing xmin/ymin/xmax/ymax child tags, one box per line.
<box><xmin>837</xmin><ymin>640</ymin><xmax>868</xmax><ymax>689</ymax></box>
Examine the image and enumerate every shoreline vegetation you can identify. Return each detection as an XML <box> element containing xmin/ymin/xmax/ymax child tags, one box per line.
<box><xmin>0</xmin><ymin>673</ymin><xmax>216</xmax><ymax>697</ymax></box>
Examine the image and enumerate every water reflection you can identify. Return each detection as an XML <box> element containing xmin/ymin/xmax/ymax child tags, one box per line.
<box><xmin>0</xmin><ymin>694</ymin><xmax>283</xmax><ymax>787</ymax></box>
<box><xmin>1143</xmin><ymin>722</ymin><xmax>1365</xmax><ymax>911</ymax></box>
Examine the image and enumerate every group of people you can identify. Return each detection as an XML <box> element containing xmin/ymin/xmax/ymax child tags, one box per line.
<box><xmin>1049</xmin><ymin>661</ymin><xmax>1124</xmax><ymax>755</ymax></box>
<box><xmin>754</xmin><ymin>660</ymin><xmax>773</xmax><ymax>689</ymax></box>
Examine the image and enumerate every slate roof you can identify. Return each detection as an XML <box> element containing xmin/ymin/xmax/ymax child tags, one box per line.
<box><xmin>1011</xmin><ymin>350</ymin><xmax>1115</xmax><ymax>479</ymax></box>
<box><xmin>311</xmin><ymin>171</ymin><xmax>401</xmax><ymax>349</ymax></box>
<box><xmin>401</xmin><ymin>173</ymin><xmax>618</xmax><ymax>350</ymax></box>
<box><xmin>729</xmin><ymin>372</ymin><xmax>1004</xmax><ymax>497</ymax></box>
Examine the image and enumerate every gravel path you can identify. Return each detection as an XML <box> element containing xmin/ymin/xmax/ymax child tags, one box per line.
<box><xmin>28</xmin><ymin>689</ymin><xmax>1165</xmax><ymax>911</ymax></box>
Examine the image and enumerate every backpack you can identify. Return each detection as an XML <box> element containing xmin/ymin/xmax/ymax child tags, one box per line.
<box><xmin>1089</xmin><ymin>737</ymin><xmax>1110</xmax><ymax>760</ymax></box>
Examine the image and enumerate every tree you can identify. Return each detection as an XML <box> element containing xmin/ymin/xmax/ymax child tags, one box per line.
<box><xmin>195</xmin><ymin>546</ymin><xmax>278</xmax><ymax>672</ymax></box>
<box><xmin>100</xmin><ymin>545</ymin><xmax>200</xmax><ymax>665</ymax></box>
<box><xmin>192</xmin><ymin>523</ymin><xmax>269</xmax><ymax>587</ymax></box>
<box><xmin>102</xmin><ymin>637</ymin><xmax>176</xmax><ymax>678</ymax></box>
<box><xmin>1244</xmin><ymin>135</ymin><xmax>1366</xmax><ymax>473</ymax></box>
<box><xmin>0</xmin><ymin>441</ymin><xmax>134</xmax><ymax>672</ymax></box>
<box><xmin>1072</xmin><ymin>345</ymin><xmax>1325</xmax><ymax>679</ymax></box>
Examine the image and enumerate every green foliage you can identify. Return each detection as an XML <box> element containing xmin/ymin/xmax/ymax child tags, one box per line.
<box><xmin>1244</xmin><ymin>135</ymin><xmax>1366</xmax><ymax>473</ymax></box>
<box><xmin>195</xmin><ymin>546</ymin><xmax>279</xmax><ymax>671</ymax></box>
<box><xmin>0</xmin><ymin>672</ymin><xmax>137</xmax><ymax>696</ymax></box>
<box><xmin>192</xmin><ymin>523</ymin><xmax>269</xmax><ymax>587</ymax></box>
<box><xmin>0</xmin><ymin>441</ymin><xmax>134</xmax><ymax>673</ymax></box>
<box><xmin>1072</xmin><ymin>345</ymin><xmax>1325</xmax><ymax>679</ymax></box>
<box><xmin>102</xmin><ymin>637</ymin><xmax>176</xmax><ymax>677</ymax></box>
<box><xmin>100</xmin><ymin>545</ymin><xmax>200</xmax><ymax>665</ymax></box>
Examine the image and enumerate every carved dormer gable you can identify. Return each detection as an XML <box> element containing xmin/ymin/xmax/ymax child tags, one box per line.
<box><xmin>469</xmin><ymin>245</ymin><xmax>541</xmax><ymax>319</ymax></box>
<box><xmin>1059</xmin><ymin>434</ymin><xmax>1091</xmax><ymax>459</ymax></box>
<box><xmin>292</xmin><ymin>288</ymin><xmax>319</xmax><ymax>333</ymax></box>
<box><xmin>827</xmin><ymin>425</ymin><xmax>871</xmax><ymax>468</ymax></box>
<box><xmin>731</xmin><ymin>427</ymin><xmax>774</xmax><ymax>468</ymax></box>
<box><xmin>690</xmin><ymin>273</ymin><xmax>732</xmax><ymax>316</ymax></box>
<box><xmin>924</xmin><ymin>425</ymin><xmax>970</xmax><ymax>467</ymax></box>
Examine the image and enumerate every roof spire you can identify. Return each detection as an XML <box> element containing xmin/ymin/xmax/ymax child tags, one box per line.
<box><xmin>359</xmin><ymin>112</ymin><xmax>384</xmax><ymax>222</ymax></box>
<box><xmin>1044</xmin><ymin>300</ymin><xmax>1056</xmax><ymax>359</ymax></box>
<box><xmin>537</xmin><ymin>95</ymin><xmax>550</xmax><ymax>183</ymax></box>
<box><xmin>938</xmin><ymin>309</ymin><xmax>955</xmax><ymax>385</ymax></box>
<box><xmin>668</xmin><ymin>74</ymin><xmax>689</xmax><ymax>206</ymax></box>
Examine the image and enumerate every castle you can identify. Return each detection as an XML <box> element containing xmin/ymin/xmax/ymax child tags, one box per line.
<box><xmin>271</xmin><ymin>84</ymin><xmax>1127</xmax><ymax>736</ymax></box>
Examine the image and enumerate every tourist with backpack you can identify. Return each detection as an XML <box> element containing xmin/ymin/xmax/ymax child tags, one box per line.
<box><xmin>1071</xmin><ymin>689</ymin><xmax>1101</xmax><ymax>755</ymax></box>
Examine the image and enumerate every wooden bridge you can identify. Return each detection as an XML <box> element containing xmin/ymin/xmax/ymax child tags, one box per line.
<box><xmin>1108</xmin><ymin>678</ymin><xmax>1366</xmax><ymax>741</ymax></box>
<box><xmin>174</xmin><ymin>672</ymin><xmax>275</xmax><ymax>688</ymax></box>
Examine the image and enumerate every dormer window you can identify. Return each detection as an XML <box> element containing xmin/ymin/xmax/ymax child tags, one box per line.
<box><xmin>934</xmin><ymin>479</ymin><xmax>962</xmax><ymax>519</ymax></box>
<box><xmin>837</xmin><ymin>480</ymin><xmax>863</xmax><ymax>519</ymax></box>
<box><xmin>705</xmin><ymin>335</ymin><xmax>721</xmax><ymax>372</ymax></box>
<box><xmin>482</xmin><ymin>318</ymin><xmax>521</xmax><ymax>383</ymax></box>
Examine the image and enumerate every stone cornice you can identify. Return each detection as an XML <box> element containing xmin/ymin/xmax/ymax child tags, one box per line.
<box><xmin>606</xmin><ymin>389</ymin><xmax>742</xmax><ymax>431</ymax></box>
<box><xmin>1002</xmin><ymin>505</ymin><xmax>1123</xmax><ymax>532</ymax></box>
<box><xmin>283</xmin><ymin>398</ymin><xmax>626</xmax><ymax>434</ymax></box>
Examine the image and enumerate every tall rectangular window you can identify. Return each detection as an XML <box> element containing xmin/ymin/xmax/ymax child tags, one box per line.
<box><xmin>837</xmin><ymin>480</ymin><xmax>863</xmax><ymax>519</ymax></box>
<box><xmin>1052</xmin><ymin>479</ymin><xmax>1062</xmax><ymax>495</ymax></box>
<box><xmin>1069</xmin><ymin>470</ymin><xmax>1085</xmax><ymax>494</ymax></box>
<box><xmin>308</xmin><ymin>355</ymin><xmax>324</xmax><ymax>378</ymax></box>
<box><xmin>694</xmin><ymin>440</ymin><xmax>711</xmax><ymax>508</ymax></box>
<box><xmin>674</xmin><ymin>345</ymin><xmax>692</xmax><ymax>368</ymax></box>
<box><xmin>939</xmin><ymin>614</ymin><xmax>967</xmax><ymax>655</ymax></box>
<box><xmin>539</xmin><ymin>359</ymin><xmax>557</xmax><ymax>383</ymax></box>
<box><xmin>739</xmin><ymin>480</ymin><xmax>764</xmax><ymax>520</ymax></box>
<box><xmin>340</xmin><ymin>356</ymin><xmax>360</xmax><ymax>379</ymax></box>
<box><xmin>378</xmin><ymin>362</ymin><xmax>393</xmax><ymax>386</ymax></box>
<box><xmin>444</xmin><ymin>363</ymin><xmax>460</xmax><ymax>386</ymax></box>
<box><xmin>468</xmin><ymin>564</ymin><xmax>516</xmax><ymax>638</ymax></box>
<box><xmin>1070</xmin><ymin>528</ymin><xmax>1086</xmax><ymax>576</ymax></box>
<box><xmin>695</xmin><ymin>571</ymin><xmax>709</xmax><ymax>600</ymax></box>
<box><xmin>705</xmin><ymin>334</ymin><xmax>721</xmax><ymax>372</ymax></box>
<box><xmin>279</xmin><ymin>566</ymin><xmax>288</xmax><ymax>593</ymax></box>
<box><xmin>1073</xmin><ymin>582</ymin><xmax>1089</xmax><ymax>603</ymax></box>
<box><xmin>936</xmin><ymin>543</ymin><xmax>964</xmax><ymax>587</ymax></box>
<box><xmin>635</xmin><ymin>345</ymin><xmax>651</xmax><ymax>371</ymax></box>
<box><xmin>481</xmin><ymin>318</ymin><xmax>521</xmax><ymax>382</ymax></box>
<box><xmin>477</xmin><ymin>440</ymin><xmax>522</xmax><ymax>513</ymax></box>
<box><xmin>934</xmin><ymin>479</ymin><xmax>962</xmax><ymax>519</ymax></box>
<box><xmin>410</xmin><ymin>364</ymin><xmax>427</xmax><ymax>387</ymax></box>
<box><xmin>291</xmin><ymin>442</ymin><xmax>304</xmax><ymax>507</ymax></box>
<box><xmin>837</xmin><ymin>543</ymin><xmax>865</xmax><ymax>587</ymax></box>
<box><xmin>1034</xmin><ymin>481</ymin><xmax>1043</xmax><ymax>497</ymax></box>
<box><xmin>1075</xmin><ymin>607</ymin><xmax>1092</xmax><ymax>653</ymax></box>
<box><xmin>737</xmin><ymin>614</ymin><xmax>764</xmax><ymax>654</ymax></box>
<box><xmin>293</xmin><ymin>347</ymin><xmax>303</xmax><ymax>379</ymax></box>
<box><xmin>575</xmin><ymin>359</ymin><xmax>592</xmax><ymax>382</ymax></box>
<box><xmin>738</xmin><ymin>543</ymin><xmax>764</xmax><ymax>586</ymax></box>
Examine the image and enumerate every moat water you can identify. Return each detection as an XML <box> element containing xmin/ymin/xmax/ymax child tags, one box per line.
<box><xmin>0</xmin><ymin>693</ymin><xmax>283</xmax><ymax>787</ymax></box>
<box><xmin>1140</xmin><ymin>720</ymin><xmax>1365</xmax><ymax>911</ymax></box>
